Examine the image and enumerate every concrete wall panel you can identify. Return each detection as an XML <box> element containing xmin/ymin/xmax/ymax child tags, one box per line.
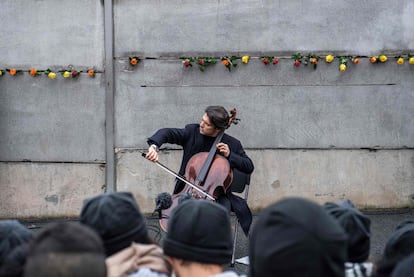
<box><xmin>116</xmin><ymin>149</ymin><xmax>414</xmax><ymax>213</ymax></box>
<box><xmin>0</xmin><ymin>162</ymin><xmax>105</xmax><ymax>218</ymax></box>
<box><xmin>0</xmin><ymin>74</ymin><xmax>106</xmax><ymax>162</ymax></box>
<box><xmin>115</xmin><ymin>0</ymin><xmax>414</xmax><ymax>56</ymax></box>
<box><xmin>0</xmin><ymin>0</ymin><xmax>104</xmax><ymax>69</ymax></box>
<box><xmin>115</xmin><ymin>78</ymin><xmax>414</xmax><ymax>149</ymax></box>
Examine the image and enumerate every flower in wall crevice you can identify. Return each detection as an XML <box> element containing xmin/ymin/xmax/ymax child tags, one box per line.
<box><xmin>61</xmin><ymin>70</ymin><xmax>72</xmax><ymax>78</ymax></box>
<box><xmin>129</xmin><ymin>56</ymin><xmax>140</xmax><ymax>66</ymax></box>
<box><xmin>395</xmin><ymin>55</ymin><xmax>405</xmax><ymax>65</ymax></box>
<box><xmin>196</xmin><ymin>57</ymin><xmax>217</xmax><ymax>72</ymax></box>
<box><xmin>351</xmin><ymin>56</ymin><xmax>360</xmax><ymax>64</ymax></box>
<box><xmin>292</xmin><ymin>53</ymin><xmax>303</xmax><ymax>67</ymax></box>
<box><xmin>29</xmin><ymin>68</ymin><xmax>42</xmax><ymax>77</ymax></box>
<box><xmin>44</xmin><ymin>68</ymin><xmax>56</xmax><ymax>79</ymax></box>
<box><xmin>0</xmin><ymin>69</ymin><xmax>4</xmax><ymax>76</ymax></box>
<box><xmin>370</xmin><ymin>54</ymin><xmax>388</xmax><ymax>64</ymax></box>
<box><xmin>87</xmin><ymin>69</ymin><xmax>96</xmax><ymax>77</ymax></box>
<box><xmin>338</xmin><ymin>56</ymin><xmax>348</xmax><ymax>72</ymax></box>
<box><xmin>241</xmin><ymin>55</ymin><xmax>250</xmax><ymax>64</ymax></box>
<box><xmin>261</xmin><ymin>56</ymin><xmax>278</xmax><ymax>65</ymax></box>
<box><xmin>379</xmin><ymin>54</ymin><xmax>388</xmax><ymax>63</ymax></box>
<box><xmin>325</xmin><ymin>54</ymin><xmax>335</xmax><ymax>63</ymax></box>
<box><xmin>407</xmin><ymin>54</ymin><xmax>414</xmax><ymax>65</ymax></box>
<box><xmin>303</xmin><ymin>54</ymin><xmax>320</xmax><ymax>69</ymax></box>
<box><xmin>221</xmin><ymin>56</ymin><xmax>237</xmax><ymax>72</ymax></box>
<box><xmin>71</xmin><ymin>70</ymin><xmax>82</xmax><ymax>78</ymax></box>
<box><xmin>6</xmin><ymin>68</ymin><xmax>23</xmax><ymax>76</ymax></box>
<box><xmin>59</xmin><ymin>69</ymin><xmax>82</xmax><ymax>79</ymax></box>
<box><xmin>182</xmin><ymin>57</ymin><xmax>194</xmax><ymax>68</ymax></box>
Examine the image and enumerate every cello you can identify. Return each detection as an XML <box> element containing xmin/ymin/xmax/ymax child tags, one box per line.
<box><xmin>145</xmin><ymin>108</ymin><xmax>240</xmax><ymax>232</ymax></box>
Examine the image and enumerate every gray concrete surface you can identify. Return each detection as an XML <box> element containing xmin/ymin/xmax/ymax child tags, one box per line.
<box><xmin>22</xmin><ymin>208</ymin><xmax>414</xmax><ymax>276</ymax></box>
<box><xmin>1</xmin><ymin>0</ymin><xmax>413</xmax><ymax>219</ymax></box>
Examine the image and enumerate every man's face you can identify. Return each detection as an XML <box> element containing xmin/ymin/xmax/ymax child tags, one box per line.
<box><xmin>199</xmin><ymin>113</ymin><xmax>220</xmax><ymax>137</ymax></box>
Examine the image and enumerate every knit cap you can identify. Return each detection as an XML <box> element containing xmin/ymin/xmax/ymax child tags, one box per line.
<box><xmin>390</xmin><ymin>253</ymin><xmax>414</xmax><ymax>277</ymax></box>
<box><xmin>249</xmin><ymin>197</ymin><xmax>348</xmax><ymax>277</ymax></box>
<box><xmin>80</xmin><ymin>192</ymin><xmax>150</xmax><ymax>256</ymax></box>
<box><xmin>163</xmin><ymin>199</ymin><xmax>232</xmax><ymax>264</ymax></box>
<box><xmin>324</xmin><ymin>199</ymin><xmax>371</xmax><ymax>262</ymax></box>
<box><xmin>0</xmin><ymin>220</ymin><xmax>32</xmax><ymax>267</ymax></box>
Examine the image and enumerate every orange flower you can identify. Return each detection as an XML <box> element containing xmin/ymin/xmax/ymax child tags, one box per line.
<box><xmin>29</xmin><ymin>68</ymin><xmax>37</xmax><ymax>76</ymax></box>
<box><xmin>87</xmin><ymin>69</ymin><xmax>95</xmax><ymax>77</ymax></box>
<box><xmin>9</xmin><ymin>68</ymin><xmax>17</xmax><ymax>76</ymax></box>
<box><xmin>352</xmin><ymin>58</ymin><xmax>359</xmax><ymax>64</ymax></box>
<box><xmin>129</xmin><ymin>57</ymin><xmax>139</xmax><ymax>66</ymax></box>
<box><xmin>221</xmin><ymin>59</ymin><xmax>230</xmax><ymax>66</ymax></box>
<box><xmin>370</xmin><ymin>56</ymin><xmax>377</xmax><ymax>63</ymax></box>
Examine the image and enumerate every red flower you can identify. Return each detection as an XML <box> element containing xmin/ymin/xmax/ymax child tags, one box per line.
<box><xmin>198</xmin><ymin>59</ymin><xmax>204</xmax><ymax>65</ymax></box>
<box><xmin>72</xmin><ymin>71</ymin><xmax>79</xmax><ymax>78</ymax></box>
<box><xmin>183</xmin><ymin>61</ymin><xmax>191</xmax><ymax>67</ymax></box>
<box><xmin>294</xmin><ymin>60</ymin><xmax>301</xmax><ymax>67</ymax></box>
<box><xmin>273</xmin><ymin>59</ymin><xmax>279</xmax><ymax>65</ymax></box>
<box><xmin>262</xmin><ymin>59</ymin><xmax>269</xmax><ymax>65</ymax></box>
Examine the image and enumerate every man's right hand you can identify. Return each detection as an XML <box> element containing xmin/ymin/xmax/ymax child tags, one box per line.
<box><xmin>145</xmin><ymin>145</ymin><xmax>159</xmax><ymax>162</ymax></box>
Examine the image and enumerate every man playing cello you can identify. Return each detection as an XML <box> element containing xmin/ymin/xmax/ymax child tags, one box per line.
<box><xmin>145</xmin><ymin>105</ymin><xmax>254</xmax><ymax>234</ymax></box>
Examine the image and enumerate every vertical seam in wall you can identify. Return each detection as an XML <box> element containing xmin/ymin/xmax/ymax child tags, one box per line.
<box><xmin>104</xmin><ymin>0</ymin><xmax>115</xmax><ymax>192</ymax></box>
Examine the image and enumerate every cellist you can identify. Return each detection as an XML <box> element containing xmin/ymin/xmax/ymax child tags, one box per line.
<box><xmin>145</xmin><ymin>105</ymin><xmax>254</xmax><ymax>234</ymax></box>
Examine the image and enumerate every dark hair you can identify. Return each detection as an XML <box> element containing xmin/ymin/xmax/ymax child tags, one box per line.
<box><xmin>24</xmin><ymin>222</ymin><xmax>106</xmax><ymax>277</ymax></box>
<box><xmin>28</xmin><ymin>221</ymin><xmax>105</xmax><ymax>255</ymax></box>
<box><xmin>205</xmin><ymin>106</ymin><xmax>229</xmax><ymax>130</ymax></box>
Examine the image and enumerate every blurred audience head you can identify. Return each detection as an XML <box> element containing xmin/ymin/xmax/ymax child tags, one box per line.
<box><xmin>80</xmin><ymin>191</ymin><xmax>151</xmax><ymax>256</ymax></box>
<box><xmin>390</xmin><ymin>253</ymin><xmax>414</xmax><ymax>277</ymax></box>
<box><xmin>0</xmin><ymin>220</ymin><xmax>32</xmax><ymax>268</ymax></box>
<box><xmin>163</xmin><ymin>199</ymin><xmax>233</xmax><ymax>265</ymax></box>
<box><xmin>24</xmin><ymin>221</ymin><xmax>106</xmax><ymax>277</ymax></box>
<box><xmin>0</xmin><ymin>243</ymin><xmax>30</xmax><ymax>277</ymax></box>
<box><xmin>375</xmin><ymin>220</ymin><xmax>414</xmax><ymax>277</ymax></box>
<box><xmin>324</xmin><ymin>199</ymin><xmax>371</xmax><ymax>262</ymax></box>
<box><xmin>249</xmin><ymin>197</ymin><xmax>348</xmax><ymax>277</ymax></box>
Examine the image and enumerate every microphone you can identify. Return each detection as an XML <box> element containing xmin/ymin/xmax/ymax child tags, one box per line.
<box><xmin>154</xmin><ymin>192</ymin><xmax>173</xmax><ymax>219</ymax></box>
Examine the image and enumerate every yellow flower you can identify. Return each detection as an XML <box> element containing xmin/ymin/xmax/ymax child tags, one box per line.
<box><xmin>397</xmin><ymin>57</ymin><xmax>404</xmax><ymax>65</ymax></box>
<box><xmin>241</xmin><ymin>55</ymin><xmax>250</xmax><ymax>64</ymax></box>
<box><xmin>63</xmin><ymin>71</ymin><xmax>71</xmax><ymax>78</ymax></box>
<box><xmin>325</xmin><ymin>54</ymin><xmax>334</xmax><ymax>63</ymax></box>
<box><xmin>0</xmin><ymin>70</ymin><xmax>3</xmax><ymax>76</ymax></box>
<box><xmin>48</xmin><ymin>72</ymin><xmax>56</xmax><ymax>79</ymax></box>
<box><xmin>339</xmin><ymin>64</ymin><xmax>347</xmax><ymax>72</ymax></box>
<box><xmin>409</xmin><ymin>57</ymin><xmax>414</xmax><ymax>65</ymax></box>
<box><xmin>379</xmin><ymin>55</ymin><xmax>388</xmax><ymax>62</ymax></box>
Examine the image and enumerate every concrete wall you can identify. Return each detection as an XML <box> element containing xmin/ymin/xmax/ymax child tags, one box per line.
<box><xmin>1</xmin><ymin>0</ymin><xmax>413</xmax><ymax>218</ymax></box>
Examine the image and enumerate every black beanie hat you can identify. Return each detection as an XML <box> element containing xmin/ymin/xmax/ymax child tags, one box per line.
<box><xmin>249</xmin><ymin>197</ymin><xmax>348</xmax><ymax>277</ymax></box>
<box><xmin>375</xmin><ymin>220</ymin><xmax>414</xmax><ymax>277</ymax></box>
<box><xmin>323</xmin><ymin>199</ymin><xmax>371</xmax><ymax>263</ymax></box>
<box><xmin>383</xmin><ymin>220</ymin><xmax>414</xmax><ymax>260</ymax></box>
<box><xmin>80</xmin><ymin>192</ymin><xmax>150</xmax><ymax>256</ymax></box>
<box><xmin>390</xmin><ymin>253</ymin><xmax>414</xmax><ymax>277</ymax></box>
<box><xmin>0</xmin><ymin>220</ymin><xmax>32</xmax><ymax>267</ymax></box>
<box><xmin>163</xmin><ymin>199</ymin><xmax>232</xmax><ymax>265</ymax></box>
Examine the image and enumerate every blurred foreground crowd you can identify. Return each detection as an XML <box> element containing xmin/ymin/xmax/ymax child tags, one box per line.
<box><xmin>0</xmin><ymin>192</ymin><xmax>413</xmax><ymax>277</ymax></box>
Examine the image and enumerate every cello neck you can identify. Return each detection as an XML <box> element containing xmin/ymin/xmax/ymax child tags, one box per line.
<box><xmin>195</xmin><ymin>129</ymin><xmax>225</xmax><ymax>185</ymax></box>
